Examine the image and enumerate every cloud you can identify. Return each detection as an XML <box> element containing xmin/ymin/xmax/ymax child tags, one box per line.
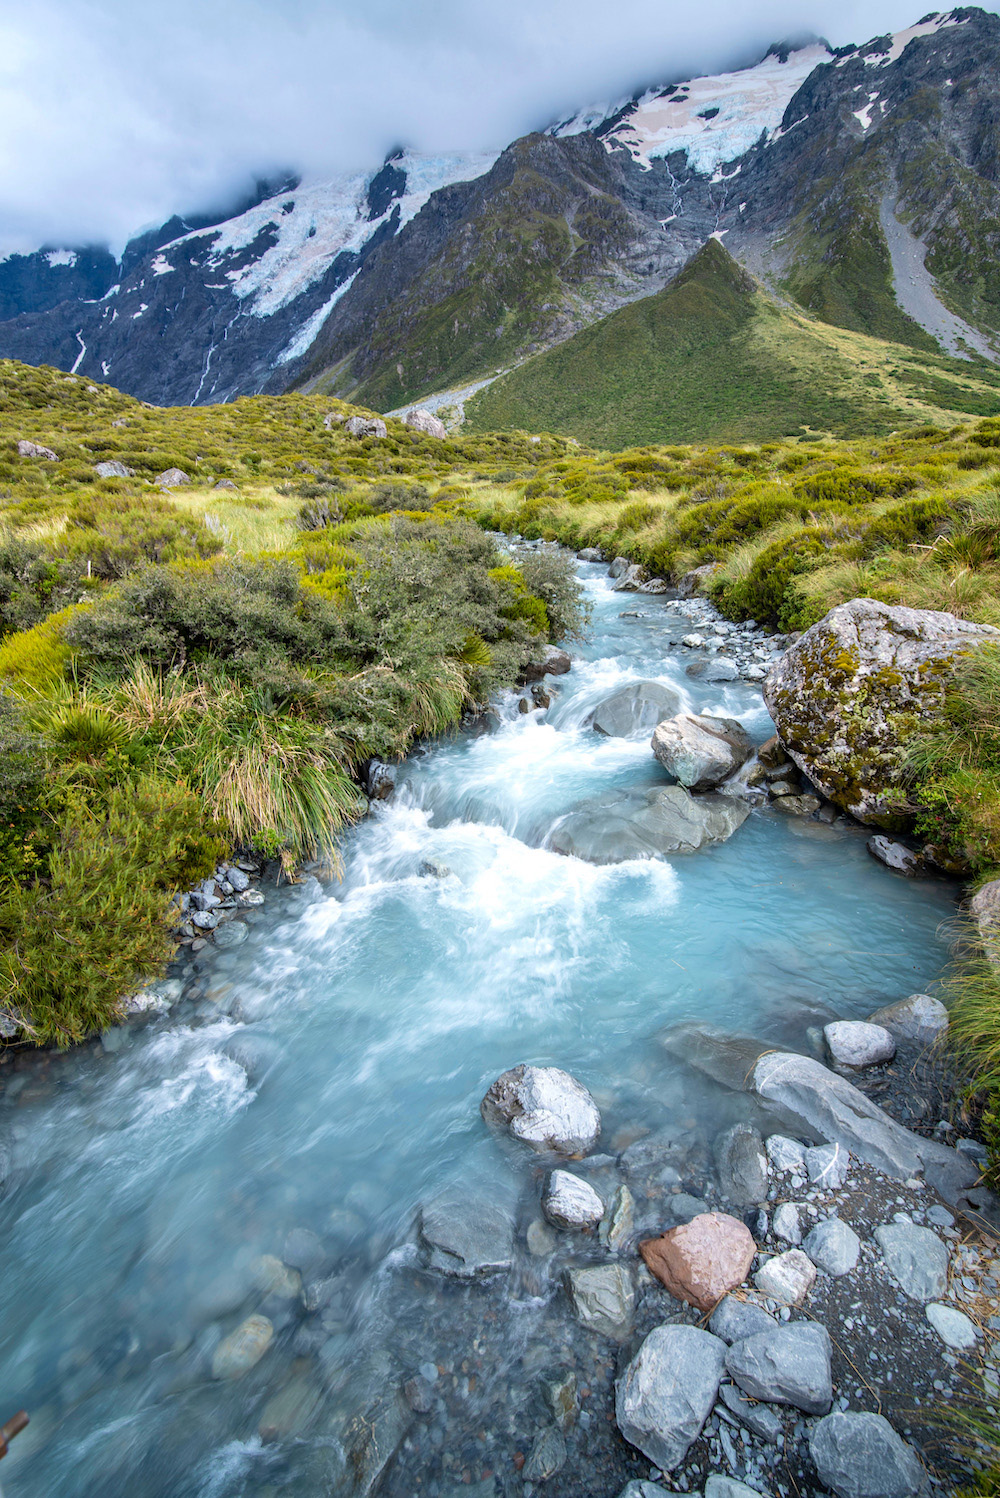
<box><xmin>0</xmin><ymin>0</ymin><xmax>994</xmax><ymax>254</ymax></box>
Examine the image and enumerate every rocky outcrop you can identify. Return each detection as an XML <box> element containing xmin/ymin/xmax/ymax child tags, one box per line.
<box><xmin>764</xmin><ymin>599</ymin><xmax>1000</xmax><ymax>828</ymax></box>
<box><xmin>651</xmin><ymin>715</ymin><xmax>753</xmax><ymax>791</ymax></box>
<box><xmin>549</xmin><ymin>784</ymin><xmax>749</xmax><ymax>862</ymax></box>
<box><xmin>481</xmin><ymin>1064</ymin><xmax>601</xmax><ymax>1155</ymax></box>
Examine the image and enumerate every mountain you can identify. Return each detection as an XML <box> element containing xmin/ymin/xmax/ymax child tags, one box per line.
<box><xmin>463</xmin><ymin>237</ymin><xmax>1000</xmax><ymax>446</ymax></box>
<box><xmin>2</xmin><ymin>8</ymin><xmax>1000</xmax><ymax>422</ymax></box>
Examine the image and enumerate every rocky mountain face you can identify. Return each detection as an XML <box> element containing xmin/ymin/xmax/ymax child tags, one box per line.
<box><xmin>1</xmin><ymin>8</ymin><xmax>998</xmax><ymax>411</ymax></box>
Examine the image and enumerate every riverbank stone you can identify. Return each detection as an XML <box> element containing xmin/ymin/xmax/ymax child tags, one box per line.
<box><xmin>926</xmin><ymin>1302</ymin><xmax>978</xmax><ymax>1350</ymax></box>
<box><xmin>868</xmin><ymin>994</ymin><xmax>949</xmax><ymax>1044</ymax></box>
<box><xmin>550</xmin><ymin>783</ymin><xmax>750</xmax><ymax>862</ymax></box>
<box><xmin>651</xmin><ymin>714</ymin><xmax>753</xmax><ymax>790</ymax></box>
<box><xmin>709</xmin><ymin>1296</ymin><xmax>776</xmax><ymax>1344</ymax></box>
<box><xmin>543</xmin><ymin>1170</ymin><xmax>604</xmax><ymax>1230</ymax></box>
<box><xmin>600</xmin><ymin>1182</ymin><xmax>634</xmax><ymax>1251</ymax></box>
<box><xmin>875</xmin><ymin>1222</ymin><xmax>948</xmax><ymax>1301</ymax></box>
<box><xmin>805</xmin><ymin>1142</ymin><xmax>850</xmax><ymax>1188</ymax></box>
<box><xmin>766</xmin><ymin>1135</ymin><xmax>807</xmax><ymax>1175</ymax></box>
<box><xmin>615</xmin><ymin>1324</ymin><xmax>728</xmax><ymax>1471</ymax></box>
<box><xmin>726</xmin><ymin>1322</ymin><xmax>833</xmax><ymax>1414</ymax></box>
<box><xmin>566</xmin><ymin>1263</ymin><xmax>635</xmax><ymax>1338</ymax></box>
<box><xmin>640</xmin><ymin>1212</ymin><xmax>755</xmax><ymax>1312</ymax></box>
<box><xmin>524</xmin><ymin>1426</ymin><xmax>566</xmax><ymax>1480</ymax></box>
<box><xmin>718</xmin><ymin>1381</ymin><xmax>783</xmax><ymax>1440</ymax></box>
<box><xmin>809</xmin><ymin>1411</ymin><xmax>928</xmax><ymax>1498</ymax></box>
<box><xmin>211</xmin><ymin>1314</ymin><xmax>274</xmax><ymax>1379</ymax></box>
<box><xmin>481</xmin><ymin>1064</ymin><xmax>600</xmax><ymax>1155</ymax></box>
<box><xmin>824</xmin><ymin>1021</ymin><xmax>896</xmax><ymax>1068</ymax></box>
<box><xmin>588</xmin><ymin>680</ymin><xmax>680</xmax><ymax>738</ymax></box>
<box><xmin>419</xmin><ymin>1190</ymin><xmax>514</xmax><ymax>1277</ymax></box>
<box><xmin>754</xmin><ymin>1248</ymin><xmax>816</xmax><ymax>1305</ymax></box>
<box><xmin>705</xmin><ymin>1480</ymin><xmax>764</xmax><ymax>1498</ymax></box>
<box><xmin>714</xmin><ymin>1122</ymin><xmax>769</xmax><ymax>1206</ymax></box>
<box><xmin>803</xmin><ymin>1217</ymin><xmax>861</xmax><ymax>1276</ymax></box>
<box><xmin>773</xmin><ymin>1202</ymin><xmax>803</xmax><ymax>1245</ymax></box>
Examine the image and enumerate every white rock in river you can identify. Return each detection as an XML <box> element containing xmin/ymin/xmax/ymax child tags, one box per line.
<box><xmin>809</xmin><ymin>1410</ymin><xmax>928</xmax><ymax>1498</ymax></box>
<box><xmin>543</xmin><ymin>1170</ymin><xmax>604</xmax><ymax>1230</ymax></box>
<box><xmin>651</xmin><ymin>714</ymin><xmax>753</xmax><ymax>791</ymax></box>
<box><xmin>481</xmin><ymin>1064</ymin><xmax>600</xmax><ymax>1155</ymax></box>
<box><xmin>754</xmin><ymin>1248</ymin><xmax>816</xmax><ymax>1305</ymax></box>
<box><xmin>824</xmin><ymin>1020</ymin><xmax>896</xmax><ymax>1067</ymax></box>
<box><xmin>867</xmin><ymin>994</ymin><xmax>948</xmax><ymax>1044</ymax></box>
<box><xmin>926</xmin><ymin>1301</ymin><xmax>978</xmax><ymax>1350</ymax></box>
<box><xmin>549</xmin><ymin>783</ymin><xmax>749</xmax><ymax>863</ymax></box>
<box><xmin>615</xmin><ymin>1324</ymin><xmax>727</xmax><ymax>1471</ymax></box>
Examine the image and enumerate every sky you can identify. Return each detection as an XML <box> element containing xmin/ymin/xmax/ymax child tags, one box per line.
<box><xmin>0</xmin><ymin>0</ymin><xmax>996</xmax><ymax>255</ymax></box>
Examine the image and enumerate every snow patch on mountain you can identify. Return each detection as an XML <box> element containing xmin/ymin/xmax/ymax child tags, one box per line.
<box><xmin>45</xmin><ymin>249</ymin><xmax>78</xmax><ymax>269</ymax></box>
<box><xmin>276</xmin><ymin>271</ymin><xmax>359</xmax><ymax>366</ymax></box>
<box><xmin>836</xmin><ymin>12</ymin><xmax>967</xmax><ymax>68</ymax></box>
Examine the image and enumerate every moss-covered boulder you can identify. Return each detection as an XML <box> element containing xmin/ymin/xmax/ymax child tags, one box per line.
<box><xmin>764</xmin><ymin>598</ymin><xmax>1000</xmax><ymax>828</ymax></box>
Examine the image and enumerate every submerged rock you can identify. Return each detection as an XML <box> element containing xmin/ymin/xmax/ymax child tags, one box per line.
<box><xmin>481</xmin><ymin>1064</ymin><xmax>601</xmax><ymax>1155</ymax></box>
<box><xmin>615</xmin><ymin>1324</ymin><xmax>727</xmax><ymax>1471</ymax></box>
<box><xmin>714</xmin><ymin>1122</ymin><xmax>769</xmax><ymax>1206</ymax></box>
<box><xmin>587</xmin><ymin>680</ymin><xmax>680</xmax><ymax>738</ymax></box>
<box><xmin>211</xmin><ymin>1314</ymin><xmax>274</xmax><ymax>1379</ymax></box>
<box><xmin>764</xmin><ymin>598</ymin><xmax>1000</xmax><ymax>828</ymax></box>
<box><xmin>419</xmin><ymin>1190</ymin><xmax>514</xmax><ymax>1277</ymax></box>
<box><xmin>809</xmin><ymin>1411</ymin><xmax>928</xmax><ymax>1498</ymax></box>
<box><xmin>651</xmin><ymin>714</ymin><xmax>753</xmax><ymax>790</ymax></box>
<box><xmin>639</xmin><ymin>1212</ymin><xmax>755</xmax><ymax>1312</ymax></box>
<box><xmin>549</xmin><ymin>784</ymin><xmax>749</xmax><ymax>863</ymax></box>
<box><xmin>566</xmin><ymin>1262</ymin><xmax>635</xmax><ymax>1338</ymax></box>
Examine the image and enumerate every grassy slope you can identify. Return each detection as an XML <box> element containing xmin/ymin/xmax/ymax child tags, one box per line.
<box><xmin>465</xmin><ymin>241</ymin><xmax>1000</xmax><ymax>448</ymax></box>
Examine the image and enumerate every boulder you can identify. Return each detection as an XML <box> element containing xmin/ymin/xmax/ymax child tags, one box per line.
<box><xmin>214</xmin><ymin>477</ymin><xmax>238</xmax><ymax>489</ymax></box>
<box><xmin>925</xmin><ymin>1302</ymin><xmax>978</xmax><ymax>1350</ymax></box>
<box><xmin>714</xmin><ymin>1123</ymin><xmax>769</xmax><ymax>1206</ymax></box>
<box><xmin>155</xmin><ymin>467</ymin><xmax>190</xmax><ymax>487</ymax></box>
<box><xmin>608</xmin><ymin>556</ymin><xmax>631</xmax><ymax>579</ymax></box>
<box><xmin>578</xmin><ymin>547</ymin><xmax>603</xmax><ymax>562</ymax></box>
<box><xmin>771</xmin><ymin>793</ymin><xmax>822</xmax><ymax>816</ymax></box>
<box><xmin>615</xmin><ymin>1324</ymin><xmax>728</xmax><ymax>1471</ymax></box>
<box><xmin>543</xmin><ymin>645</ymin><xmax>572</xmax><ymax>675</ymax></box>
<box><xmin>867</xmin><ymin>836</ymin><xmax>925</xmax><ymax>876</ymax></box>
<box><xmin>612</xmin><ymin>564</ymin><xmax>646</xmax><ymax>593</ymax></box>
<box><xmin>543</xmin><ymin>1170</ymin><xmax>604</xmax><ymax>1230</ymax></box>
<box><xmin>970</xmin><ymin>879</ymin><xmax>1000</xmax><ymax>968</ymax></box>
<box><xmin>867</xmin><ymin>994</ymin><xmax>948</xmax><ymax>1044</ymax></box>
<box><xmin>365</xmin><ymin>759</ymin><xmax>397</xmax><ymax>800</ymax></box>
<box><xmin>588</xmin><ymin>680</ymin><xmax>680</xmax><ymax>738</ymax></box>
<box><xmin>481</xmin><ymin>1064</ymin><xmax>600</xmax><ymax>1155</ymax></box>
<box><xmin>345</xmin><ymin>415</ymin><xmax>387</xmax><ymax>439</ymax></box>
<box><xmin>753</xmin><ymin>1248</ymin><xmax>816</xmax><ymax>1305</ymax></box>
<box><xmin>686</xmin><ymin>657</ymin><xmax>739</xmax><ymax>681</ymax></box>
<box><xmin>809</xmin><ymin>1411</ymin><xmax>928</xmax><ymax>1498</ymax></box>
<box><xmin>403</xmin><ymin>408</ymin><xmax>447</xmax><ymax>438</ymax></box>
<box><xmin>708</xmin><ymin>1296</ymin><xmax>776</xmax><ymax>1344</ymax></box>
<box><xmin>705</xmin><ymin>1481</ymin><xmax>764</xmax><ymax>1498</ymax></box>
<box><xmin>677</xmin><ymin>563</ymin><xmax>720</xmax><ymax>597</ymax></box>
<box><xmin>523</xmin><ymin>1426</ymin><xmax>566</xmax><ymax>1481</ymax></box>
<box><xmin>639</xmin><ymin>1212</ymin><xmax>755</xmax><ymax>1312</ymax></box>
<box><xmin>550</xmin><ymin>784</ymin><xmax>749</xmax><ymax>863</ymax></box>
<box><xmin>343</xmin><ymin>1383</ymin><xmax>411</xmax><ymax>1498</ymax></box>
<box><xmin>803</xmin><ymin>1217</ymin><xmax>860</xmax><ymax>1276</ymax></box>
<box><xmin>764</xmin><ymin>598</ymin><xmax>1000</xmax><ymax>828</ymax></box>
<box><xmin>566</xmin><ymin>1262</ymin><xmax>635</xmax><ymax>1338</ymax></box>
<box><xmin>94</xmin><ymin>459</ymin><xmax>134</xmax><ymax>478</ymax></box>
<box><xmin>211</xmin><ymin>1314</ymin><xmax>274</xmax><ymax>1379</ymax></box>
<box><xmin>419</xmin><ymin>1190</ymin><xmax>514</xmax><ymax>1277</ymax></box>
<box><xmin>651</xmin><ymin>714</ymin><xmax>754</xmax><ymax>790</ymax></box>
<box><xmin>824</xmin><ymin>1021</ymin><xmax>895</xmax><ymax>1067</ymax></box>
<box><xmin>726</xmin><ymin>1322</ymin><xmax>832</xmax><ymax>1414</ymax></box>
<box><xmin>17</xmin><ymin>439</ymin><xmax>58</xmax><ymax>460</ymax></box>
<box><xmin>617</xmin><ymin>1485</ymin><xmax>669</xmax><ymax>1498</ymax></box>
<box><xmin>660</xmin><ymin>1021</ymin><xmax>772</xmax><ymax>1092</ymax></box>
<box><xmin>874</xmin><ymin>1222</ymin><xmax>948</xmax><ymax>1301</ymax></box>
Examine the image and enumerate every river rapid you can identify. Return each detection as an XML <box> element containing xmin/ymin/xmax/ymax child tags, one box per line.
<box><xmin>0</xmin><ymin>559</ymin><xmax>960</xmax><ymax>1497</ymax></box>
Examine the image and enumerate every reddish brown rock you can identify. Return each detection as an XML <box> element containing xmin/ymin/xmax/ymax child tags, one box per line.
<box><xmin>640</xmin><ymin>1212</ymin><xmax>755</xmax><ymax>1312</ymax></box>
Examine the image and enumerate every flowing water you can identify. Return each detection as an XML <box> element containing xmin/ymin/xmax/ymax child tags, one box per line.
<box><xmin>0</xmin><ymin>561</ymin><xmax>961</xmax><ymax>1497</ymax></box>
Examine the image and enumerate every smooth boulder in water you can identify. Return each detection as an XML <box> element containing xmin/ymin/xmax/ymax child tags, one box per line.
<box><xmin>651</xmin><ymin>714</ymin><xmax>753</xmax><ymax>790</ymax></box>
<box><xmin>587</xmin><ymin>680</ymin><xmax>680</xmax><ymax>738</ymax></box>
<box><xmin>549</xmin><ymin>784</ymin><xmax>749</xmax><ymax>863</ymax></box>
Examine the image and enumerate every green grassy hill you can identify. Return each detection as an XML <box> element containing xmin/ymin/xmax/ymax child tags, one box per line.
<box><xmin>465</xmin><ymin>240</ymin><xmax>1000</xmax><ymax>447</ymax></box>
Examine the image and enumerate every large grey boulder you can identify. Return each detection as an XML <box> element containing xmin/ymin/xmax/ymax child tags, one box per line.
<box><xmin>867</xmin><ymin>836</ymin><xmax>925</xmax><ymax>876</ymax></box>
<box><xmin>868</xmin><ymin>994</ymin><xmax>948</xmax><ymax>1045</ymax></box>
<box><xmin>708</xmin><ymin>1296</ymin><xmax>776</xmax><ymax>1344</ymax></box>
<box><xmin>764</xmin><ymin>598</ymin><xmax>1000</xmax><ymax>827</ymax></box>
<box><xmin>419</xmin><ymin>1191</ymin><xmax>514</xmax><ymax>1277</ymax></box>
<box><xmin>588</xmin><ymin>681</ymin><xmax>680</xmax><ymax>738</ymax></box>
<box><xmin>549</xmin><ymin>784</ymin><xmax>749</xmax><ymax>863</ymax></box>
<box><xmin>155</xmin><ymin>467</ymin><xmax>190</xmax><ymax>487</ymax></box>
<box><xmin>17</xmin><ymin>438</ymin><xmax>58</xmax><ymax>460</ymax></box>
<box><xmin>345</xmin><ymin>415</ymin><xmax>387</xmax><ymax>439</ymax></box>
<box><xmin>714</xmin><ymin>1123</ymin><xmax>769</xmax><ymax>1206</ymax></box>
<box><xmin>612</xmin><ymin>564</ymin><xmax>647</xmax><ymax>592</ymax></box>
<box><xmin>615</xmin><ymin>1325</ymin><xmax>727</xmax><ymax>1471</ymax></box>
<box><xmin>809</xmin><ymin>1411</ymin><xmax>928</xmax><ymax>1497</ymax></box>
<box><xmin>481</xmin><ymin>1064</ymin><xmax>600</xmax><ymax>1155</ymax></box>
<box><xmin>651</xmin><ymin>714</ymin><xmax>754</xmax><ymax>790</ymax></box>
<box><xmin>94</xmin><ymin>458</ymin><xmax>135</xmax><ymax>478</ymax></box>
<box><xmin>874</xmin><ymin>1222</ymin><xmax>948</xmax><ymax>1301</ymax></box>
<box><xmin>404</xmin><ymin>408</ymin><xmax>447</xmax><ymax>438</ymax></box>
<box><xmin>726</xmin><ymin>1322</ymin><xmax>832</xmax><ymax>1414</ymax></box>
<box><xmin>566</xmin><ymin>1263</ymin><xmax>635</xmax><ymax>1338</ymax></box>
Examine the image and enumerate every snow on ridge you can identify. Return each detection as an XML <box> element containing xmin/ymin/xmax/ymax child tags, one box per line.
<box><xmin>45</xmin><ymin>249</ymin><xmax>78</xmax><ymax>269</ymax></box>
<box><xmin>606</xmin><ymin>44</ymin><xmax>831</xmax><ymax>173</ymax></box>
<box><xmin>836</xmin><ymin>12</ymin><xmax>967</xmax><ymax>69</ymax></box>
<box><xmin>162</xmin><ymin>149</ymin><xmax>499</xmax><ymax>322</ymax></box>
<box><xmin>151</xmin><ymin>254</ymin><xmax>174</xmax><ymax>276</ymax></box>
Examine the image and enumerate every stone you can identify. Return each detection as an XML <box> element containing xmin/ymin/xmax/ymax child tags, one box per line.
<box><xmin>714</xmin><ymin>1123</ymin><xmax>769</xmax><ymax>1206</ymax></box>
<box><xmin>770</xmin><ymin>792</ymin><xmax>822</xmax><ymax>816</ymax></box>
<box><xmin>708</xmin><ymin>1296</ymin><xmax>776</xmax><ymax>1344</ymax></box>
<box><xmin>403</xmin><ymin>408</ymin><xmax>447</xmax><ymax>438</ymax></box>
<box><xmin>543</xmin><ymin>1169</ymin><xmax>604</xmax><ymax>1230</ymax></box>
<box><xmin>803</xmin><ymin>1217</ymin><xmax>860</xmax><ymax>1276</ymax></box>
<box><xmin>926</xmin><ymin>1302</ymin><xmax>978</xmax><ymax>1350</ymax></box>
<box><xmin>867</xmin><ymin>994</ymin><xmax>949</xmax><ymax>1045</ymax></box>
<box><xmin>615</xmin><ymin>1324</ymin><xmax>728</xmax><ymax>1472</ymax></box>
<box><xmin>611</xmin><ymin>563</ymin><xmax>646</xmax><ymax>592</ymax></box>
<box><xmin>481</xmin><ymin>1064</ymin><xmax>600</xmax><ymax>1155</ymax></box>
<box><xmin>403</xmin><ymin>1375</ymin><xmax>434</xmax><ymax>1414</ymax></box>
<box><xmin>805</xmin><ymin>1142</ymin><xmax>850</xmax><ymax>1188</ymax></box>
<box><xmin>543</xmin><ymin>645</ymin><xmax>572</xmax><ymax>675</ymax></box>
<box><xmin>666</xmin><ymin>1192</ymin><xmax>709</xmax><ymax>1224</ymax></box>
<box><xmin>258</xmin><ymin>1374</ymin><xmax>322</xmax><ymax>1440</ymax></box>
<box><xmin>343</xmin><ymin>1384</ymin><xmax>411</xmax><ymax>1498</ymax></box>
<box><xmin>809</xmin><ymin>1411</ymin><xmax>928</xmax><ymax>1498</ymax></box>
<box><xmin>588</xmin><ymin>680</ymin><xmax>680</xmax><ymax>738</ymax></box>
<box><xmin>155</xmin><ymin>467</ymin><xmax>190</xmax><ymax>487</ymax></box>
<box><xmin>772</xmin><ymin>1201</ymin><xmax>802</xmax><ymax>1245</ymax></box>
<box><xmin>681</xmin><ymin>633</ymin><xmax>705</xmax><ymax>648</ymax></box>
<box><xmin>677</xmin><ymin>563</ymin><xmax>719</xmax><ymax>597</ymax></box>
<box><xmin>94</xmin><ymin>459</ymin><xmax>134</xmax><ymax>478</ymax></box>
<box><xmin>282</xmin><ymin>1228</ymin><xmax>326</xmax><ymax>1274</ymax></box>
<box><xmin>211</xmin><ymin>1314</ymin><xmax>274</xmax><ymax>1378</ymax></box>
<box><xmin>524</xmin><ymin>1425</ymin><xmax>566</xmax><ymax>1481</ymax></box>
<box><xmin>706</xmin><ymin>1478</ymin><xmax>773</xmax><ymax>1498</ymax></box>
<box><xmin>549</xmin><ymin>783</ymin><xmax>749</xmax><ymax>863</ymax></box>
<box><xmin>566</xmin><ymin>1263</ymin><xmax>635</xmax><ymax>1338</ymax></box>
<box><xmin>190</xmin><ymin>909</ymin><xmax>219</xmax><ymax>931</ymax></box>
<box><xmin>726</xmin><ymin>1321</ymin><xmax>832</xmax><ymax>1414</ymax></box>
<box><xmin>686</xmin><ymin>657</ymin><xmax>739</xmax><ymax>681</ymax></box>
<box><xmin>345</xmin><ymin>415</ymin><xmax>387</xmax><ymax>439</ymax></box>
<box><xmin>825</xmin><ymin>1021</ymin><xmax>896</xmax><ymax>1067</ymax></box>
<box><xmin>639</xmin><ymin>1212</ymin><xmax>755</xmax><ymax>1312</ymax></box>
<box><xmin>971</xmin><ymin>879</ymin><xmax>1000</xmax><ymax>968</ymax></box>
<box><xmin>17</xmin><ymin>439</ymin><xmax>58</xmax><ymax>460</ymax></box>
<box><xmin>419</xmin><ymin>1190</ymin><xmax>514</xmax><ymax>1277</ymax></box>
<box><xmin>251</xmin><ymin>1254</ymin><xmax>302</xmax><ymax>1299</ymax></box>
<box><xmin>225</xmin><ymin>866</ymin><xmax>251</xmax><ymax>893</ymax></box>
<box><xmin>213</xmin><ymin>921</ymin><xmax>248</xmax><ymax>949</ymax></box>
<box><xmin>867</xmin><ymin>836</ymin><xmax>925</xmax><ymax>876</ymax></box>
<box><xmin>765</xmin><ymin>598</ymin><xmax>1000</xmax><ymax>827</ymax></box>
<box><xmin>526</xmin><ymin>1218</ymin><xmax>557</xmax><ymax>1256</ymax></box>
<box><xmin>214</xmin><ymin>477</ymin><xmax>238</xmax><ymax>489</ymax></box>
<box><xmin>766</xmin><ymin>1135</ymin><xmax>807</xmax><ymax>1174</ymax></box>
<box><xmin>753</xmin><ymin>1249</ymin><xmax>816</xmax><ymax>1305</ymax></box>
<box><xmin>638</xmin><ymin>578</ymin><xmax>669</xmax><ymax>594</ymax></box>
<box><xmin>608</xmin><ymin>556</ymin><xmax>631</xmax><ymax>579</ymax></box>
<box><xmin>717</xmin><ymin>1381</ymin><xmax>783</xmax><ymax>1441</ymax></box>
<box><xmin>875</xmin><ymin>1222</ymin><xmax>948</xmax><ymax>1301</ymax></box>
<box><xmin>617</xmin><ymin>1485</ymin><xmax>669</xmax><ymax>1498</ymax></box>
<box><xmin>543</xmin><ymin>1370</ymin><xmax>578</xmax><ymax>1430</ymax></box>
<box><xmin>599</xmin><ymin>1183</ymin><xmax>634</xmax><ymax>1252</ymax></box>
<box><xmin>651</xmin><ymin>714</ymin><xmax>754</xmax><ymax>790</ymax></box>
<box><xmin>366</xmin><ymin>759</ymin><xmax>397</xmax><ymax>800</ymax></box>
<box><xmin>578</xmin><ymin>547</ymin><xmax>603</xmax><ymax>562</ymax></box>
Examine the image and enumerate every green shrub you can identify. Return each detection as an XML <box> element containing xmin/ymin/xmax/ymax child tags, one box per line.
<box><xmin>714</xmin><ymin>531</ymin><xmax>834</xmax><ymax>629</ymax></box>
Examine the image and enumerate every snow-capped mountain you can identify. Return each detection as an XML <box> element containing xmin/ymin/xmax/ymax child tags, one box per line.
<box><xmin>1</xmin><ymin>8</ymin><xmax>998</xmax><ymax>408</ymax></box>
